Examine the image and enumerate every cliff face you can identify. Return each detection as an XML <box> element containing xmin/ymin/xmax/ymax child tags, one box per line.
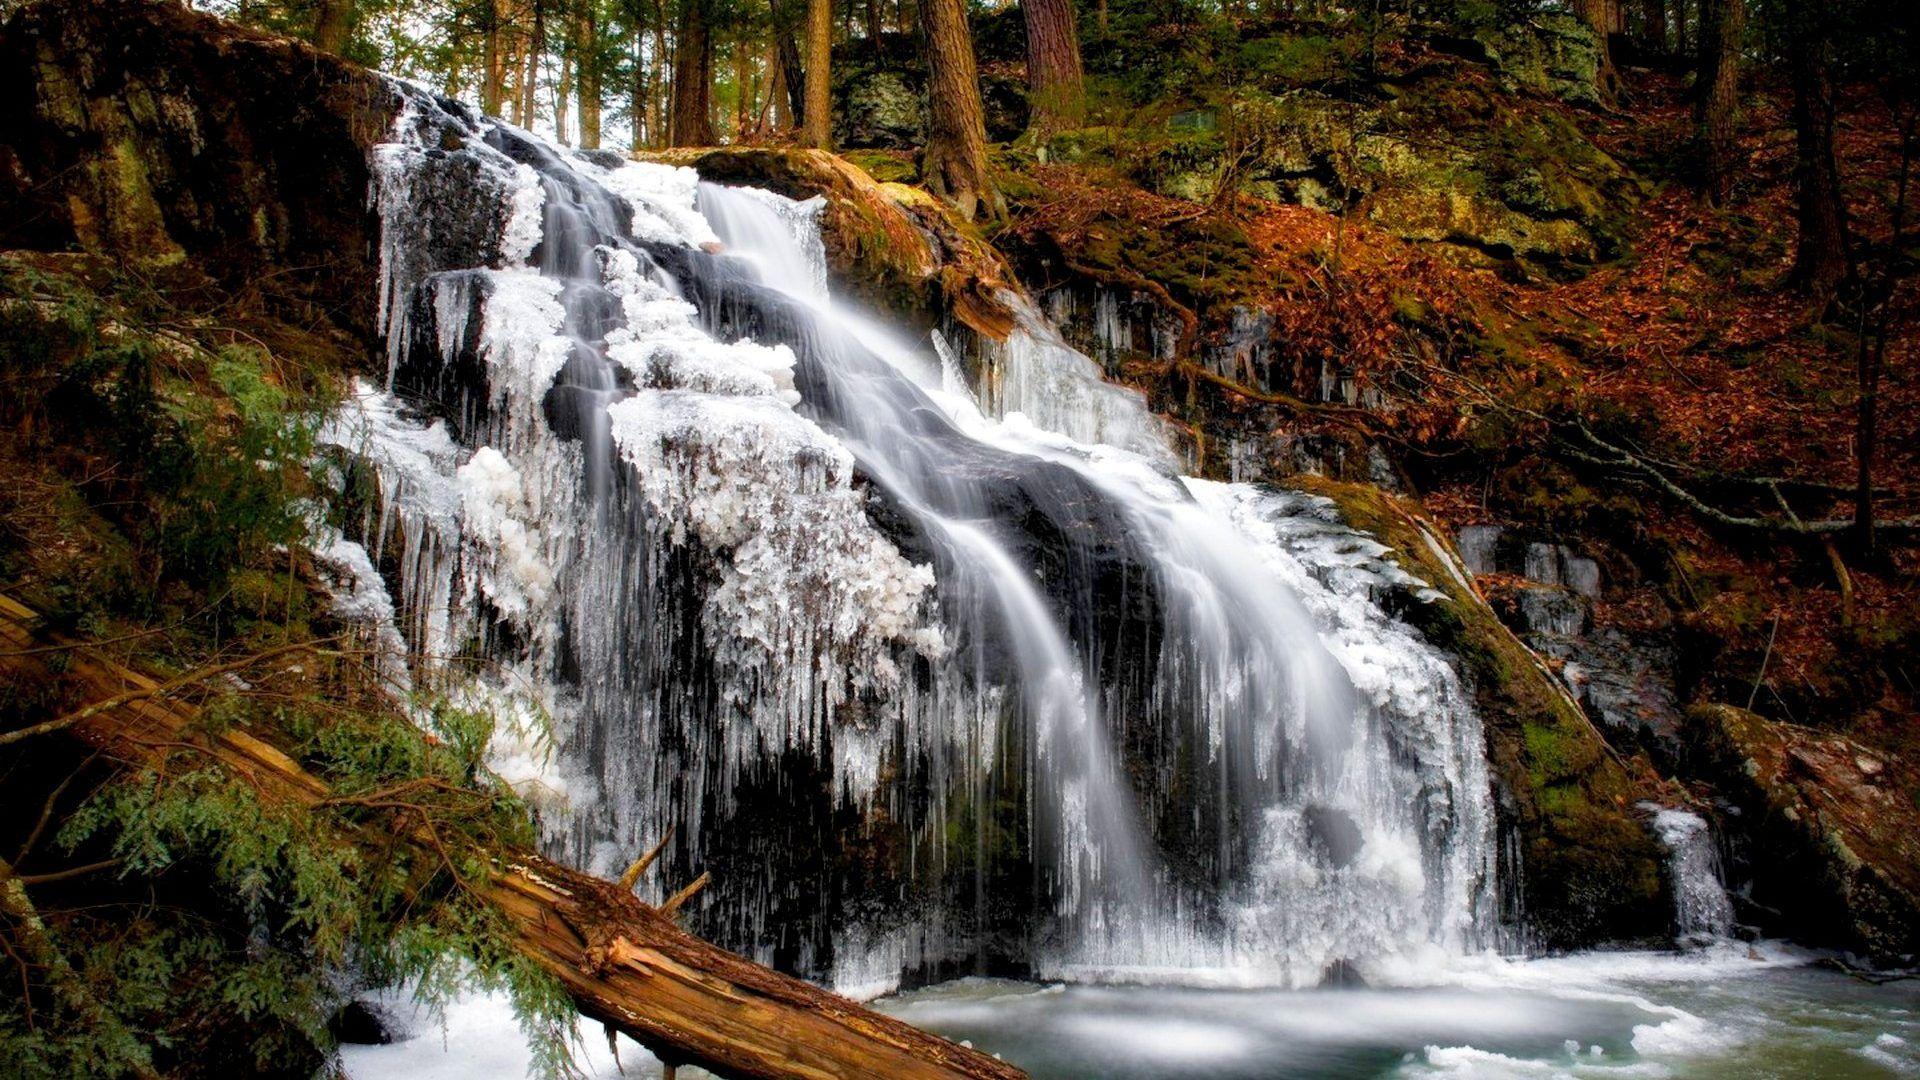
<box><xmin>0</xmin><ymin>0</ymin><xmax>396</xmax><ymax>342</ymax></box>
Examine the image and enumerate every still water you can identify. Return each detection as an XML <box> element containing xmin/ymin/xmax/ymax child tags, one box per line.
<box><xmin>874</xmin><ymin>945</ymin><xmax>1918</xmax><ymax>1079</ymax></box>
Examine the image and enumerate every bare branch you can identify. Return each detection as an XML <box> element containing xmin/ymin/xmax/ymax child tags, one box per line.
<box><xmin>0</xmin><ymin>638</ymin><xmax>339</xmax><ymax>749</ymax></box>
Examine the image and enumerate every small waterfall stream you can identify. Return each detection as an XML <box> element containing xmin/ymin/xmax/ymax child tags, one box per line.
<box><xmin>319</xmin><ymin>82</ymin><xmax>1501</xmax><ymax>994</ymax></box>
<box><xmin>1643</xmin><ymin>805</ymin><xmax>1737</xmax><ymax>943</ymax></box>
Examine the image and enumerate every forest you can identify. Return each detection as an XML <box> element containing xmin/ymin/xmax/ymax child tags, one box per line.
<box><xmin>0</xmin><ymin>0</ymin><xmax>1915</xmax><ymax>1075</ymax></box>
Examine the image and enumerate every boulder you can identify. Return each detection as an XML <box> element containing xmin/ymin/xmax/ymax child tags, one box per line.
<box><xmin>0</xmin><ymin>0</ymin><xmax>397</xmax><ymax>341</ymax></box>
<box><xmin>838</xmin><ymin>69</ymin><xmax>926</xmax><ymax>149</ymax></box>
<box><xmin>1683</xmin><ymin>704</ymin><xmax>1920</xmax><ymax>963</ymax></box>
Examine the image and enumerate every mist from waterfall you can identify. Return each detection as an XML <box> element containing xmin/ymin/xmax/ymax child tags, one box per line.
<box><xmin>318</xmin><ymin>80</ymin><xmax>1501</xmax><ymax>995</ymax></box>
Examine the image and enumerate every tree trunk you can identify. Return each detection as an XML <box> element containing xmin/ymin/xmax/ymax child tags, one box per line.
<box><xmin>1852</xmin><ymin>109</ymin><xmax>1911</xmax><ymax>555</ymax></box>
<box><xmin>1691</xmin><ymin>0</ymin><xmax>1742</xmax><ymax>202</ymax></box>
<box><xmin>0</xmin><ymin>595</ymin><xmax>1027</xmax><ymax>1080</ymax></box>
<box><xmin>632</xmin><ymin>31</ymin><xmax>648</xmax><ymax>149</ymax></box>
<box><xmin>671</xmin><ymin>0</ymin><xmax>714</xmax><ymax>145</ymax></box>
<box><xmin>483</xmin><ymin>0</ymin><xmax>507</xmax><ymax>115</ymax></box>
<box><xmin>1673</xmin><ymin>0</ymin><xmax>1689</xmax><ymax>56</ymax></box>
<box><xmin>651</xmin><ymin>3</ymin><xmax>669</xmax><ymax>147</ymax></box>
<box><xmin>1022</xmin><ymin>0</ymin><xmax>1084</xmax><ymax>141</ymax></box>
<box><xmin>312</xmin><ymin>0</ymin><xmax>352</xmax><ymax>53</ymax></box>
<box><xmin>579</xmin><ymin>4</ymin><xmax>603</xmax><ymax>149</ymax></box>
<box><xmin>766</xmin><ymin>36</ymin><xmax>794</xmax><ymax>130</ymax></box>
<box><xmin>920</xmin><ymin>0</ymin><xmax>1000</xmax><ymax>220</ymax></box>
<box><xmin>556</xmin><ymin>42</ymin><xmax>573</xmax><ymax>143</ymax></box>
<box><xmin>1638</xmin><ymin>0</ymin><xmax>1667</xmax><ymax>56</ymax></box>
<box><xmin>733</xmin><ymin>35</ymin><xmax>754</xmax><ymax>140</ymax></box>
<box><xmin>1785</xmin><ymin>0</ymin><xmax>1851</xmax><ymax>297</ymax></box>
<box><xmin>802</xmin><ymin>0</ymin><xmax>832</xmax><ymax>147</ymax></box>
<box><xmin>780</xmin><ymin>31</ymin><xmax>806</xmax><ymax>129</ymax></box>
<box><xmin>1572</xmin><ymin>0</ymin><xmax>1621</xmax><ymax>101</ymax></box>
<box><xmin>520</xmin><ymin>1</ymin><xmax>546</xmax><ymax>129</ymax></box>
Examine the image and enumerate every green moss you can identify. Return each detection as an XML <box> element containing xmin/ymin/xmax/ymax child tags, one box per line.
<box><xmin>842</xmin><ymin>149</ymin><xmax>919</xmax><ymax>184</ymax></box>
<box><xmin>97</xmin><ymin>137</ymin><xmax>186</xmax><ymax>264</ymax></box>
<box><xmin>1524</xmin><ymin>721</ymin><xmax>1603</xmax><ymax>785</ymax></box>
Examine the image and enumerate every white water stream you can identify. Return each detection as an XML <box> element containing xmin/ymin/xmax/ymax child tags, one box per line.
<box><xmin>321</xmin><ymin>83</ymin><xmax>1499</xmax><ymax>994</ymax></box>
<box><xmin>323</xmin><ymin>82</ymin><xmax>1917</xmax><ymax>1080</ymax></box>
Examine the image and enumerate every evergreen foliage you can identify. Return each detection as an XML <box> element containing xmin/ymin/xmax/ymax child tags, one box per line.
<box><xmin>0</xmin><ymin>256</ymin><xmax>576</xmax><ymax>1079</ymax></box>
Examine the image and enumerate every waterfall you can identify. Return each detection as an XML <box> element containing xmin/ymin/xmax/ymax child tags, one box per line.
<box><xmin>1642</xmin><ymin>805</ymin><xmax>1736</xmax><ymax>944</ymax></box>
<box><xmin>321</xmin><ymin>81</ymin><xmax>1501</xmax><ymax>993</ymax></box>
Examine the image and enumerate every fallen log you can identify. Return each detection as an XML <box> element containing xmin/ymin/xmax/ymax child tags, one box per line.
<box><xmin>0</xmin><ymin>594</ymin><xmax>1023</xmax><ymax>1080</ymax></box>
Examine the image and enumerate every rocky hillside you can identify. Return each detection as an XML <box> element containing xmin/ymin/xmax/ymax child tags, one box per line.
<box><xmin>2</xmin><ymin>0</ymin><xmax>1915</xmax><ymax>978</ymax></box>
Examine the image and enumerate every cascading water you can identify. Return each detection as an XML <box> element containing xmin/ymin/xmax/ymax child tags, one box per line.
<box><xmin>1643</xmin><ymin>805</ymin><xmax>1737</xmax><ymax>944</ymax></box>
<box><xmin>318</xmin><ymin>81</ymin><xmax>1501</xmax><ymax>995</ymax></box>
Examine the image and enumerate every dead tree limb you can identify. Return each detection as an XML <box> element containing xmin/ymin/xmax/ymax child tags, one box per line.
<box><xmin>0</xmin><ymin>594</ymin><xmax>1024</xmax><ymax>1080</ymax></box>
<box><xmin>1560</xmin><ymin>423</ymin><xmax>1920</xmax><ymax>539</ymax></box>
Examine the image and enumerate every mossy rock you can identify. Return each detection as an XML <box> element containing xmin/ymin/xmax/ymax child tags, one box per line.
<box><xmin>1125</xmin><ymin>64</ymin><xmax>1638</xmax><ymax>274</ymax></box>
<box><xmin>1472</xmin><ymin>12</ymin><xmax>1605</xmax><ymax>107</ymax></box>
<box><xmin>829</xmin><ymin>32</ymin><xmax>1029</xmax><ymax>148</ymax></box>
<box><xmin>1681</xmin><ymin>704</ymin><xmax>1920</xmax><ymax>962</ymax></box>
<box><xmin>836</xmin><ymin>69</ymin><xmax>925</xmax><ymax>150</ymax></box>
<box><xmin>1291</xmin><ymin>475</ymin><xmax>1670</xmax><ymax>949</ymax></box>
<box><xmin>643</xmin><ymin>147</ymin><xmax>1020</xmax><ymax>342</ymax></box>
<box><xmin>0</xmin><ymin>0</ymin><xmax>397</xmax><ymax>342</ymax></box>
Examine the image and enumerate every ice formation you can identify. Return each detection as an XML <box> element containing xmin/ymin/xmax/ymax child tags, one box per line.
<box><xmin>318</xmin><ymin>79</ymin><xmax>1503</xmax><ymax>995</ymax></box>
<box><xmin>1643</xmin><ymin>805</ymin><xmax>1737</xmax><ymax>942</ymax></box>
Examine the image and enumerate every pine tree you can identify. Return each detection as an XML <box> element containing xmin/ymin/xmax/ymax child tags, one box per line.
<box><xmin>1785</xmin><ymin>0</ymin><xmax>1852</xmax><ymax>296</ymax></box>
<box><xmin>578</xmin><ymin>0</ymin><xmax>604</xmax><ymax>149</ymax></box>
<box><xmin>1022</xmin><ymin>0</ymin><xmax>1084</xmax><ymax>142</ymax></box>
<box><xmin>313</xmin><ymin>0</ymin><xmax>354</xmax><ymax>53</ymax></box>
<box><xmin>1692</xmin><ymin>0</ymin><xmax>1743</xmax><ymax>202</ymax></box>
<box><xmin>671</xmin><ymin>0</ymin><xmax>715</xmax><ymax>144</ymax></box>
<box><xmin>920</xmin><ymin>0</ymin><xmax>999</xmax><ymax>220</ymax></box>
<box><xmin>801</xmin><ymin>0</ymin><xmax>832</xmax><ymax>147</ymax></box>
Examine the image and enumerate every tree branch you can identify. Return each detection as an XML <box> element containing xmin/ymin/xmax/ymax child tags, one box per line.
<box><xmin>1562</xmin><ymin>423</ymin><xmax>1920</xmax><ymax>538</ymax></box>
<box><xmin>0</xmin><ymin>638</ymin><xmax>338</xmax><ymax>749</ymax></box>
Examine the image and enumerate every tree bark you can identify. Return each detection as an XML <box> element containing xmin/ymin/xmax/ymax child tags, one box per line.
<box><xmin>632</xmin><ymin>30</ymin><xmax>647</xmax><ymax>150</ymax></box>
<box><xmin>483</xmin><ymin>0</ymin><xmax>507</xmax><ymax>115</ymax></box>
<box><xmin>1572</xmin><ymin>0</ymin><xmax>1622</xmax><ymax>102</ymax></box>
<box><xmin>802</xmin><ymin>0</ymin><xmax>832</xmax><ymax>147</ymax></box>
<box><xmin>578</xmin><ymin>3</ymin><xmax>603</xmax><ymax>149</ymax></box>
<box><xmin>1785</xmin><ymin>0</ymin><xmax>1851</xmax><ymax>297</ymax></box>
<box><xmin>520</xmin><ymin>0</ymin><xmax>547</xmax><ymax>129</ymax></box>
<box><xmin>0</xmin><ymin>594</ymin><xmax>1027</xmax><ymax>1080</ymax></box>
<box><xmin>766</xmin><ymin>35</ymin><xmax>794</xmax><ymax>130</ymax></box>
<box><xmin>1852</xmin><ymin>108</ymin><xmax>1912</xmax><ymax>555</ymax></box>
<box><xmin>670</xmin><ymin>0</ymin><xmax>715</xmax><ymax>145</ymax></box>
<box><xmin>733</xmin><ymin>34</ymin><xmax>754</xmax><ymax>140</ymax></box>
<box><xmin>779</xmin><ymin>31</ymin><xmax>806</xmax><ymax>129</ymax></box>
<box><xmin>1691</xmin><ymin>0</ymin><xmax>1742</xmax><ymax>202</ymax></box>
<box><xmin>556</xmin><ymin>39</ymin><xmax>573</xmax><ymax>143</ymax></box>
<box><xmin>312</xmin><ymin>0</ymin><xmax>353</xmax><ymax>54</ymax></box>
<box><xmin>651</xmin><ymin>1</ymin><xmax>670</xmax><ymax>147</ymax></box>
<box><xmin>1022</xmin><ymin>0</ymin><xmax>1083</xmax><ymax>141</ymax></box>
<box><xmin>920</xmin><ymin>0</ymin><xmax>1000</xmax><ymax>220</ymax></box>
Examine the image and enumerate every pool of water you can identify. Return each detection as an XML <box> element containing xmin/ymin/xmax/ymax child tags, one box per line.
<box><xmin>874</xmin><ymin>945</ymin><xmax>1919</xmax><ymax>1079</ymax></box>
<box><xmin>343</xmin><ymin>943</ymin><xmax>1917</xmax><ymax>1078</ymax></box>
